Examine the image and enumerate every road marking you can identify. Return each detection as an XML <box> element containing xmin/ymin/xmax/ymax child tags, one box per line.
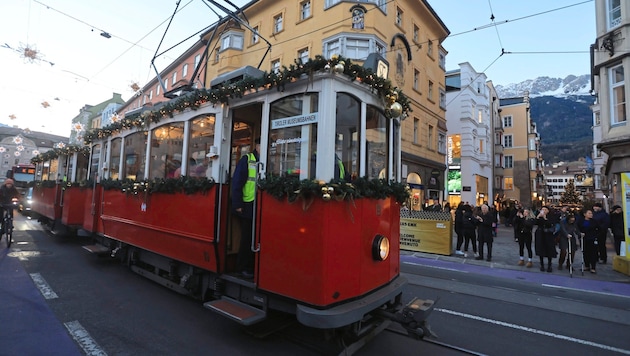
<box><xmin>64</xmin><ymin>320</ymin><xmax>108</xmax><ymax>356</ymax></box>
<box><xmin>542</xmin><ymin>283</ymin><xmax>630</xmax><ymax>299</ymax></box>
<box><xmin>29</xmin><ymin>272</ymin><xmax>58</xmax><ymax>299</ymax></box>
<box><xmin>403</xmin><ymin>261</ymin><xmax>469</xmax><ymax>273</ymax></box>
<box><xmin>436</xmin><ymin>308</ymin><xmax>630</xmax><ymax>355</ymax></box>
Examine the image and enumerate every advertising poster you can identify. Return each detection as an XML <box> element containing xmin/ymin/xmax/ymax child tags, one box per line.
<box><xmin>622</xmin><ymin>173</ymin><xmax>630</xmax><ymax>257</ymax></box>
<box><xmin>400</xmin><ymin>218</ymin><xmax>452</xmax><ymax>255</ymax></box>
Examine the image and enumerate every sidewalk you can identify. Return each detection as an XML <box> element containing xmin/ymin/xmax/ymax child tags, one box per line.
<box><xmin>401</xmin><ymin>224</ymin><xmax>630</xmax><ymax>295</ymax></box>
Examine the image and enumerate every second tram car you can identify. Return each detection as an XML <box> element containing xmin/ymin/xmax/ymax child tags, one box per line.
<box><xmin>30</xmin><ymin>61</ymin><xmax>435</xmax><ymax>353</ymax></box>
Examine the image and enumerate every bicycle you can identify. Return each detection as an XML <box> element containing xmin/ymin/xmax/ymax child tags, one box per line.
<box><xmin>2</xmin><ymin>198</ymin><xmax>18</xmax><ymax>248</ymax></box>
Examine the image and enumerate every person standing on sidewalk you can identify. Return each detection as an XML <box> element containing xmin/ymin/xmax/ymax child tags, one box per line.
<box><xmin>515</xmin><ymin>208</ymin><xmax>535</xmax><ymax>267</ymax></box>
<box><xmin>558</xmin><ymin>214</ymin><xmax>581</xmax><ymax>270</ymax></box>
<box><xmin>454</xmin><ymin>202</ymin><xmax>465</xmax><ymax>256</ymax></box>
<box><xmin>610</xmin><ymin>205</ymin><xmax>624</xmax><ymax>255</ymax></box>
<box><xmin>578</xmin><ymin>209</ymin><xmax>600</xmax><ymax>274</ymax></box>
<box><xmin>592</xmin><ymin>202</ymin><xmax>610</xmax><ymax>264</ymax></box>
<box><xmin>461</xmin><ymin>204</ymin><xmax>478</xmax><ymax>257</ymax></box>
<box><xmin>475</xmin><ymin>204</ymin><xmax>495</xmax><ymax>262</ymax></box>
<box><xmin>535</xmin><ymin>206</ymin><xmax>557</xmax><ymax>272</ymax></box>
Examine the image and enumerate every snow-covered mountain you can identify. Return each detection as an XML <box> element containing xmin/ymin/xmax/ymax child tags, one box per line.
<box><xmin>495</xmin><ymin>74</ymin><xmax>591</xmax><ymax>98</ymax></box>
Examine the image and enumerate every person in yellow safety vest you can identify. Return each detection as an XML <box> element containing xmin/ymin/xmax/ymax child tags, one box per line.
<box><xmin>231</xmin><ymin>138</ymin><xmax>260</xmax><ymax>279</ymax></box>
<box><xmin>334</xmin><ymin>154</ymin><xmax>345</xmax><ymax>180</ymax></box>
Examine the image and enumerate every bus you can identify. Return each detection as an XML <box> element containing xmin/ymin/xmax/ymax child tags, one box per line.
<box><xmin>7</xmin><ymin>164</ymin><xmax>36</xmax><ymax>193</ymax></box>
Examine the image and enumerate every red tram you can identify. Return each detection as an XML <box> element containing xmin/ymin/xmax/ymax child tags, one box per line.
<box><xmin>30</xmin><ymin>61</ymin><xmax>434</xmax><ymax>352</ymax></box>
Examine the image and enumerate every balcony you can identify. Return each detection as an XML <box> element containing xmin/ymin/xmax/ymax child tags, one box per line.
<box><xmin>494</xmin><ymin>144</ymin><xmax>504</xmax><ymax>154</ymax></box>
<box><xmin>494</xmin><ymin>165</ymin><xmax>504</xmax><ymax>175</ymax></box>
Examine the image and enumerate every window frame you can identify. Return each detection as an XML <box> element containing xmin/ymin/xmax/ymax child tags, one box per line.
<box><xmin>608</xmin><ymin>0</ymin><xmax>622</xmax><ymax>29</ymax></box>
<box><xmin>503</xmin><ymin>115</ymin><xmax>513</xmax><ymax>128</ymax></box>
<box><xmin>504</xmin><ymin>134</ymin><xmax>513</xmax><ymax>148</ymax></box>
<box><xmin>609</xmin><ymin>64</ymin><xmax>627</xmax><ymax>125</ymax></box>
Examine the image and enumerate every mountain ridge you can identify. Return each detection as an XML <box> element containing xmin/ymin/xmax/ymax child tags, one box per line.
<box><xmin>495</xmin><ymin>75</ymin><xmax>595</xmax><ymax>163</ymax></box>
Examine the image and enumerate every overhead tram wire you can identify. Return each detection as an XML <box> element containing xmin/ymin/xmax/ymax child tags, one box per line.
<box><xmin>486</xmin><ymin>0</ymin><xmax>505</xmax><ymax>53</ymax></box>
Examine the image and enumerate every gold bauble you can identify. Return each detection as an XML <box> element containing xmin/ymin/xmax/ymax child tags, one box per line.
<box><xmin>390</xmin><ymin>102</ymin><xmax>403</xmax><ymax>117</ymax></box>
<box><xmin>321</xmin><ymin>186</ymin><xmax>329</xmax><ymax>193</ymax></box>
<box><xmin>322</xmin><ymin>193</ymin><xmax>331</xmax><ymax>201</ymax></box>
<box><xmin>327</xmin><ymin>186</ymin><xmax>334</xmax><ymax>194</ymax></box>
<box><xmin>334</xmin><ymin>63</ymin><xmax>345</xmax><ymax>73</ymax></box>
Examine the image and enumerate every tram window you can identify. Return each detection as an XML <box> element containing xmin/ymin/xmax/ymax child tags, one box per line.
<box><xmin>188</xmin><ymin>115</ymin><xmax>215</xmax><ymax>178</ymax></box>
<box><xmin>90</xmin><ymin>144</ymin><xmax>101</xmax><ymax>180</ymax></box>
<box><xmin>48</xmin><ymin>158</ymin><xmax>59</xmax><ymax>181</ymax></box>
<box><xmin>149</xmin><ymin>123</ymin><xmax>184</xmax><ymax>180</ymax></box>
<box><xmin>75</xmin><ymin>150</ymin><xmax>89</xmax><ymax>182</ymax></box>
<box><xmin>123</xmin><ymin>132</ymin><xmax>148</xmax><ymax>180</ymax></box>
<box><xmin>366</xmin><ymin>105</ymin><xmax>388</xmax><ymax>180</ymax></box>
<box><xmin>268</xmin><ymin>94</ymin><xmax>319</xmax><ymax>179</ymax></box>
<box><xmin>335</xmin><ymin>93</ymin><xmax>360</xmax><ymax>180</ymax></box>
<box><xmin>109</xmin><ymin>138</ymin><xmax>122</xmax><ymax>180</ymax></box>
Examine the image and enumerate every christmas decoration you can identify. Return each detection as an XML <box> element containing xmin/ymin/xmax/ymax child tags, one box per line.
<box><xmin>9</xmin><ymin>114</ymin><xmax>16</xmax><ymax>120</ymax></box>
<box><xmin>83</xmin><ymin>55</ymin><xmax>412</xmax><ymax>144</ymax></box>
<box><xmin>41</xmin><ymin>101</ymin><xmax>50</xmax><ymax>108</ymax></box>
<box><xmin>559</xmin><ymin>180</ymin><xmax>582</xmax><ymax>205</ymax></box>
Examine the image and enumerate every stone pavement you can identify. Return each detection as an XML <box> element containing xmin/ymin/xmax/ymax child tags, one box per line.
<box><xmin>402</xmin><ymin>224</ymin><xmax>630</xmax><ymax>285</ymax></box>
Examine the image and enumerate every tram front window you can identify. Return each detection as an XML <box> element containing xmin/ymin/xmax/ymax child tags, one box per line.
<box><xmin>366</xmin><ymin>105</ymin><xmax>388</xmax><ymax>180</ymax></box>
<box><xmin>268</xmin><ymin>94</ymin><xmax>318</xmax><ymax>179</ymax></box>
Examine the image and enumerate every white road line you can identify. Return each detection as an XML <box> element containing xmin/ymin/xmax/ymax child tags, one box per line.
<box><xmin>64</xmin><ymin>320</ymin><xmax>108</xmax><ymax>356</ymax></box>
<box><xmin>436</xmin><ymin>308</ymin><xmax>630</xmax><ymax>355</ymax></box>
<box><xmin>29</xmin><ymin>272</ymin><xmax>58</xmax><ymax>299</ymax></box>
<box><xmin>403</xmin><ymin>261</ymin><xmax>469</xmax><ymax>273</ymax></box>
<box><xmin>542</xmin><ymin>283</ymin><xmax>630</xmax><ymax>299</ymax></box>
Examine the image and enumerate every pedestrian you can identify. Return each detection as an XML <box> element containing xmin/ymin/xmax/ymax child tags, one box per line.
<box><xmin>578</xmin><ymin>209</ymin><xmax>600</xmax><ymax>274</ymax></box>
<box><xmin>454</xmin><ymin>202</ymin><xmax>465</xmax><ymax>256</ymax></box>
<box><xmin>514</xmin><ymin>208</ymin><xmax>535</xmax><ymax>267</ymax></box>
<box><xmin>535</xmin><ymin>206</ymin><xmax>557</xmax><ymax>272</ymax></box>
<box><xmin>511</xmin><ymin>204</ymin><xmax>521</xmax><ymax>242</ymax></box>
<box><xmin>0</xmin><ymin>178</ymin><xmax>20</xmax><ymax>234</ymax></box>
<box><xmin>461</xmin><ymin>204</ymin><xmax>478</xmax><ymax>258</ymax></box>
<box><xmin>610</xmin><ymin>205</ymin><xmax>624</xmax><ymax>255</ymax></box>
<box><xmin>592</xmin><ymin>202</ymin><xmax>610</xmax><ymax>264</ymax></box>
<box><xmin>475</xmin><ymin>204</ymin><xmax>495</xmax><ymax>262</ymax></box>
<box><xmin>231</xmin><ymin>137</ymin><xmax>260</xmax><ymax>279</ymax></box>
<box><xmin>558</xmin><ymin>214</ymin><xmax>580</xmax><ymax>270</ymax></box>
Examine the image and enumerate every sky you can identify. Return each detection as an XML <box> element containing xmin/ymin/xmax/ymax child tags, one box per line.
<box><xmin>0</xmin><ymin>0</ymin><xmax>595</xmax><ymax>138</ymax></box>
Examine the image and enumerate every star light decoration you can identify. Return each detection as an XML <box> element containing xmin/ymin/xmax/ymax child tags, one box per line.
<box><xmin>0</xmin><ymin>147</ymin><xmax>5</xmax><ymax>153</ymax></box>
<box><xmin>54</xmin><ymin>142</ymin><xmax>66</xmax><ymax>149</ymax></box>
<box><xmin>16</xmin><ymin>43</ymin><xmax>54</xmax><ymax>66</ymax></box>
<box><xmin>41</xmin><ymin>101</ymin><xmax>50</xmax><ymax>108</ymax></box>
<box><xmin>9</xmin><ymin>114</ymin><xmax>16</xmax><ymax>120</ymax></box>
<box><xmin>12</xmin><ymin>135</ymin><xmax>23</xmax><ymax>145</ymax></box>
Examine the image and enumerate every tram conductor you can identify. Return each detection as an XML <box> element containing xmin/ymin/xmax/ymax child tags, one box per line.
<box><xmin>232</xmin><ymin>138</ymin><xmax>260</xmax><ymax>278</ymax></box>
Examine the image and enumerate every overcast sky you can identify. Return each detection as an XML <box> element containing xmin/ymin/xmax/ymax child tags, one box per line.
<box><xmin>0</xmin><ymin>0</ymin><xmax>595</xmax><ymax>137</ymax></box>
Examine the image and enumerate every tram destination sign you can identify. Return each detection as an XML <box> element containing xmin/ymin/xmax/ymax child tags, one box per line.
<box><xmin>271</xmin><ymin>113</ymin><xmax>319</xmax><ymax>129</ymax></box>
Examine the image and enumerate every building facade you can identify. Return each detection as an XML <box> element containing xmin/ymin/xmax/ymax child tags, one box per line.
<box><xmin>592</xmin><ymin>0</ymin><xmax>630</xmax><ymax>208</ymax></box>
<box><xmin>444</xmin><ymin>63</ymin><xmax>494</xmax><ymax>208</ymax></box>
<box><xmin>498</xmin><ymin>94</ymin><xmax>542</xmax><ymax>207</ymax></box>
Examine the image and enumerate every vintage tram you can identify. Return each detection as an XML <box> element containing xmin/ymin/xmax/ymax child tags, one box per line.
<box><xmin>30</xmin><ymin>59</ymin><xmax>434</xmax><ymax>353</ymax></box>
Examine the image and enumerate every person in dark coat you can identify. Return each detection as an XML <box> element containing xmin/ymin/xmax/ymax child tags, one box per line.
<box><xmin>558</xmin><ymin>214</ymin><xmax>581</xmax><ymax>270</ymax></box>
<box><xmin>610</xmin><ymin>205</ymin><xmax>625</xmax><ymax>255</ymax></box>
<box><xmin>514</xmin><ymin>208</ymin><xmax>535</xmax><ymax>267</ymax></box>
<box><xmin>578</xmin><ymin>209</ymin><xmax>600</xmax><ymax>273</ymax></box>
<box><xmin>592</xmin><ymin>202</ymin><xmax>610</xmax><ymax>263</ymax></box>
<box><xmin>475</xmin><ymin>204</ymin><xmax>495</xmax><ymax>261</ymax></box>
<box><xmin>454</xmin><ymin>202</ymin><xmax>465</xmax><ymax>255</ymax></box>
<box><xmin>535</xmin><ymin>206</ymin><xmax>557</xmax><ymax>272</ymax></box>
<box><xmin>461</xmin><ymin>204</ymin><xmax>478</xmax><ymax>257</ymax></box>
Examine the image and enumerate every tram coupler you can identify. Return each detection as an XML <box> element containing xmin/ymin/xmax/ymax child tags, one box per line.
<box><xmin>375</xmin><ymin>297</ymin><xmax>437</xmax><ymax>339</ymax></box>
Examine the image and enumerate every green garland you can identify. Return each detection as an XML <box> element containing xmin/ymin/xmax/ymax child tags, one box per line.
<box><xmin>258</xmin><ymin>175</ymin><xmax>409</xmax><ymax>204</ymax></box>
<box><xmin>100</xmin><ymin>176</ymin><xmax>216</xmax><ymax>195</ymax></box>
<box><xmin>83</xmin><ymin>55</ymin><xmax>411</xmax><ymax>144</ymax></box>
<box><xmin>31</xmin><ymin>145</ymin><xmax>90</xmax><ymax>164</ymax></box>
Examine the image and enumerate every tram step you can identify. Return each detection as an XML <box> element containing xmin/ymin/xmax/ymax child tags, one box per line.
<box><xmin>204</xmin><ymin>297</ymin><xmax>266</xmax><ymax>326</ymax></box>
<box><xmin>82</xmin><ymin>244</ymin><xmax>110</xmax><ymax>255</ymax></box>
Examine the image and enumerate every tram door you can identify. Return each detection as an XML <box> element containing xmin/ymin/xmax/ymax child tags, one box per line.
<box><xmin>227</xmin><ymin>103</ymin><xmax>263</xmax><ymax>275</ymax></box>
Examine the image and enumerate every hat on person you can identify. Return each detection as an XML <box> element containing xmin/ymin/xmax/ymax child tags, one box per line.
<box><xmin>611</xmin><ymin>205</ymin><xmax>621</xmax><ymax>211</ymax></box>
<box><xmin>593</xmin><ymin>202</ymin><xmax>603</xmax><ymax>208</ymax></box>
<box><xmin>4</xmin><ymin>178</ymin><xmax>13</xmax><ymax>185</ymax></box>
<box><xmin>206</xmin><ymin>146</ymin><xmax>219</xmax><ymax>158</ymax></box>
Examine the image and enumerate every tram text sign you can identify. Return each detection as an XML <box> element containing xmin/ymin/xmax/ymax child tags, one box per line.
<box><xmin>271</xmin><ymin>113</ymin><xmax>318</xmax><ymax>129</ymax></box>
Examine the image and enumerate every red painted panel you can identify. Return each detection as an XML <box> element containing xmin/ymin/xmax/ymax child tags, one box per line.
<box><xmin>31</xmin><ymin>185</ymin><xmax>61</xmax><ymax>221</ymax></box>
<box><xmin>81</xmin><ymin>187</ymin><xmax>103</xmax><ymax>234</ymax></box>
<box><xmin>61</xmin><ymin>187</ymin><xmax>88</xmax><ymax>226</ymax></box>
<box><xmin>257</xmin><ymin>193</ymin><xmax>400</xmax><ymax>307</ymax></box>
<box><xmin>100</xmin><ymin>187</ymin><xmax>228</xmax><ymax>272</ymax></box>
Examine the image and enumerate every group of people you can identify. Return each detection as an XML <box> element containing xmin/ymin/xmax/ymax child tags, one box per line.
<box><xmin>454</xmin><ymin>201</ymin><xmax>624</xmax><ymax>275</ymax></box>
<box><xmin>453</xmin><ymin>202</ymin><xmax>499</xmax><ymax>261</ymax></box>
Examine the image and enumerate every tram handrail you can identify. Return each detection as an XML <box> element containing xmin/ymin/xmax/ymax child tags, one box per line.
<box><xmin>215</xmin><ymin>163</ymin><xmax>224</xmax><ymax>244</ymax></box>
<box><xmin>251</xmin><ymin>162</ymin><xmax>264</xmax><ymax>253</ymax></box>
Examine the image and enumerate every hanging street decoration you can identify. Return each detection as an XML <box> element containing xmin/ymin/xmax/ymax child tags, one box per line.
<box><xmin>41</xmin><ymin>101</ymin><xmax>50</xmax><ymax>108</ymax></box>
<box><xmin>1</xmin><ymin>43</ymin><xmax>54</xmax><ymax>66</ymax></box>
<box><xmin>9</xmin><ymin>114</ymin><xmax>16</xmax><ymax>120</ymax></box>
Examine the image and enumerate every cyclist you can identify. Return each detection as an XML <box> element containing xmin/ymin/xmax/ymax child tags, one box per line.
<box><xmin>0</xmin><ymin>178</ymin><xmax>20</xmax><ymax>234</ymax></box>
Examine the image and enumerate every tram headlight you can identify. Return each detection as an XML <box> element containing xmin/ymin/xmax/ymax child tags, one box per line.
<box><xmin>372</xmin><ymin>234</ymin><xmax>390</xmax><ymax>261</ymax></box>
